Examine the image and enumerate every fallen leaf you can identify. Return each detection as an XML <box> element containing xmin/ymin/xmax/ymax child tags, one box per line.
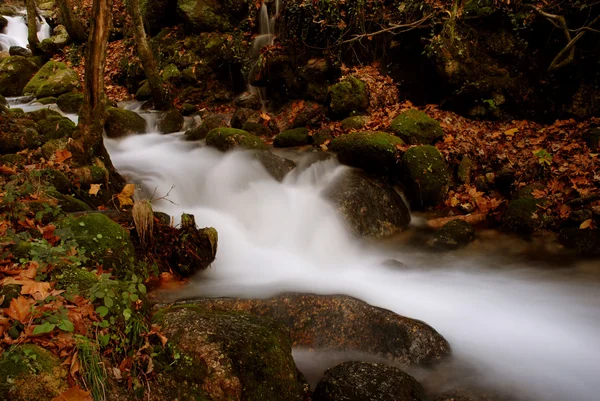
<box><xmin>116</xmin><ymin>184</ymin><xmax>135</xmax><ymax>207</ymax></box>
<box><xmin>0</xmin><ymin>165</ymin><xmax>17</xmax><ymax>175</ymax></box>
<box><xmin>51</xmin><ymin>386</ymin><xmax>93</xmax><ymax>401</ymax></box>
<box><xmin>504</xmin><ymin>128</ymin><xmax>518</xmax><ymax>137</ymax></box>
<box><xmin>21</xmin><ymin>281</ymin><xmax>52</xmax><ymax>301</ymax></box>
<box><xmin>5</xmin><ymin>296</ymin><xmax>34</xmax><ymax>323</ymax></box>
<box><xmin>55</xmin><ymin>150</ymin><xmax>72</xmax><ymax>163</ymax></box>
<box><xmin>89</xmin><ymin>184</ymin><xmax>101</xmax><ymax>196</ymax></box>
<box><xmin>580</xmin><ymin>219</ymin><xmax>592</xmax><ymax>229</ymax></box>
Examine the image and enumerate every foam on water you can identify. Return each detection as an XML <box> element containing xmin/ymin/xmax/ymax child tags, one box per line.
<box><xmin>105</xmin><ymin>132</ymin><xmax>600</xmax><ymax>401</ymax></box>
<box><xmin>0</xmin><ymin>13</ymin><xmax>51</xmax><ymax>51</ymax></box>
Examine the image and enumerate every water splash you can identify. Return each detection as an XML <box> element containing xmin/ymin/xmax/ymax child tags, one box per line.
<box><xmin>0</xmin><ymin>12</ymin><xmax>51</xmax><ymax>52</ymax></box>
<box><xmin>105</xmin><ymin>131</ymin><xmax>600</xmax><ymax>401</ymax></box>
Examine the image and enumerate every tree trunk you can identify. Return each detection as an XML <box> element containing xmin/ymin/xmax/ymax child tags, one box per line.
<box><xmin>55</xmin><ymin>0</ymin><xmax>87</xmax><ymax>42</ymax></box>
<box><xmin>25</xmin><ymin>0</ymin><xmax>40</xmax><ymax>55</ymax></box>
<box><xmin>128</xmin><ymin>0</ymin><xmax>171</xmax><ymax>110</ymax></box>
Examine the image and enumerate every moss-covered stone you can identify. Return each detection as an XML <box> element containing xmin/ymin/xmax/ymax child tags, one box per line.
<box><xmin>25</xmin><ymin>108</ymin><xmax>63</xmax><ymax>122</ymax></box>
<box><xmin>502</xmin><ymin>185</ymin><xmax>550</xmax><ymax>235</ymax></box>
<box><xmin>36</xmin><ymin>96</ymin><xmax>58</xmax><ymax>105</ymax></box>
<box><xmin>390</xmin><ymin>109</ymin><xmax>444</xmax><ymax>145</ymax></box>
<box><xmin>0</xmin><ymin>56</ymin><xmax>40</xmax><ymax>97</ymax></box>
<box><xmin>162</xmin><ymin>63</ymin><xmax>182</xmax><ymax>82</ymax></box>
<box><xmin>37</xmin><ymin>115</ymin><xmax>76</xmax><ymax>140</ymax></box>
<box><xmin>341</xmin><ymin>115</ymin><xmax>368</xmax><ymax>130</ymax></box>
<box><xmin>57</xmin><ymin>213</ymin><xmax>135</xmax><ymax>278</ymax></box>
<box><xmin>0</xmin><ymin>153</ymin><xmax>26</xmax><ymax>166</ymax></box>
<box><xmin>0</xmin><ymin>344</ymin><xmax>68</xmax><ymax>401</ymax></box>
<box><xmin>274</xmin><ymin>127</ymin><xmax>309</xmax><ymax>148</ymax></box>
<box><xmin>402</xmin><ymin>145</ymin><xmax>450</xmax><ymax>208</ymax></box>
<box><xmin>40</xmin><ymin>138</ymin><xmax>69</xmax><ymax>160</ymax></box>
<box><xmin>46</xmin><ymin>189</ymin><xmax>92</xmax><ymax>213</ymax></box>
<box><xmin>38</xmin><ymin>169</ymin><xmax>72</xmax><ymax>193</ymax></box>
<box><xmin>57</xmin><ymin>92</ymin><xmax>84</xmax><ymax>113</ymax></box>
<box><xmin>312</xmin><ymin>128</ymin><xmax>334</xmax><ymax>146</ymax></box>
<box><xmin>151</xmin><ymin>304</ymin><xmax>308</xmax><ymax>401</ymax></box>
<box><xmin>206</xmin><ymin>127</ymin><xmax>267</xmax><ymax>151</ymax></box>
<box><xmin>158</xmin><ymin>108</ymin><xmax>184</xmax><ymax>133</ymax></box>
<box><xmin>457</xmin><ymin>156</ymin><xmax>474</xmax><ymax>184</ymax></box>
<box><xmin>181</xmin><ymin>102</ymin><xmax>197</xmax><ymax>115</ymax></box>
<box><xmin>23</xmin><ymin>61</ymin><xmax>80</xmax><ymax>98</ymax></box>
<box><xmin>329</xmin><ymin>76</ymin><xmax>369</xmax><ymax>117</ymax></box>
<box><xmin>39</xmin><ymin>25</ymin><xmax>70</xmax><ymax>55</ymax></box>
<box><xmin>185</xmin><ymin>114</ymin><xmax>228</xmax><ymax>141</ymax></box>
<box><xmin>0</xmin><ymin>94</ymin><xmax>6</xmax><ymax>106</ymax></box>
<box><xmin>135</xmin><ymin>81</ymin><xmax>152</xmax><ymax>100</ymax></box>
<box><xmin>52</xmin><ymin>265</ymin><xmax>98</xmax><ymax>294</ymax></box>
<box><xmin>105</xmin><ymin>107</ymin><xmax>147</xmax><ymax>138</ymax></box>
<box><xmin>330</xmin><ymin>131</ymin><xmax>403</xmax><ymax>175</ymax></box>
<box><xmin>0</xmin><ymin>116</ymin><xmax>42</xmax><ymax>154</ymax></box>
<box><xmin>177</xmin><ymin>0</ymin><xmax>232</xmax><ymax>32</ymax></box>
<box><xmin>432</xmin><ymin>219</ymin><xmax>476</xmax><ymax>250</ymax></box>
<box><xmin>70</xmin><ymin>165</ymin><xmax>108</xmax><ymax>188</ymax></box>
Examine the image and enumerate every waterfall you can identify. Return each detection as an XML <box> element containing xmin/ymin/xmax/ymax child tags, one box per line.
<box><xmin>0</xmin><ymin>11</ymin><xmax>52</xmax><ymax>52</ymax></box>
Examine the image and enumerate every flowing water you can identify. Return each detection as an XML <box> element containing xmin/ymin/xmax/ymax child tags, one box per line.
<box><xmin>0</xmin><ymin>12</ymin><xmax>51</xmax><ymax>52</ymax></box>
<box><xmin>104</xmin><ymin>125</ymin><xmax>600</xmax><ymax>401</ymax></box>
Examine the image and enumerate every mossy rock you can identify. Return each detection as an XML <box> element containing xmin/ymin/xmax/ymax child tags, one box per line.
<box><xmin>105</xmin><ymin>107</ymin><xmax>147</xmax><ymax>138</ymax></box>
<box><xmin>151</xmin><ymin>304</ymin><xmax>309</xmax><ymax>401</ymax></box>
<box><xmin>341</xmin><ymin>115</ymin><xmax>368</xmax><ymax>130</ymax></box>
<box><xmin>0</xmin><ymin>56</ymin><xmax>40</xmax><ymax>97</ymax></box>
<box><xmin>177</xmin><ymin>0</ymin><xmax>232</xmax><ymax>32</ymax></box>
<box><xmin>23</xmin><ymin>61</ymin><xmax>80</xmax><ymax>98</ymax></box>
<box><xmin>457</xmin><ymin>156</ymin><xmax>474</xmax><ymax>184</ymax></box>
<box><xmin>402</xmin><ymin>145</ymin><xmax>450</xmax><ymax>208</ymax></box>
<box><xmin>181</xmin><ymin>102</ymin><xmax>197</xmax><ymax>115</ymax></box>
<box><xmin>184</xmin><ymin>114</ymin><xmax>228</xmax><ymax>141</ymax></box>
<box><xmin>206</xmin><ymin>127</ymin><xmax>267</xmax><ymax>151</ymax></box>
<box><xmin>37</xmin><ymin>115</ymin><xmax>76</xmax><ymax>140</ymax></box>
<box><xmin>56</xmin><ymin>92</ymin><xmax>83</xmax><ymax>113</ymax></box>
<box><xmin>432</xmin><ymin>219</ymin><xmax>476</xmax><ymax>250</ymax></box>
<box><xmin>25</xmin><ymin>108</ymin><xmax>63</xmax><ymax>122</ymax></box>
<box><xmin>51</xmin><ymin>265</ymin><xmax>98</xmax><ymax>294</ymax></box>
<box><xmin>390</xmin><ymin>109</ymin><xmax>444</xmax><ymax>145</ymax></box>
<box><xmin>274</xmin><ymin>127</ymin><xmax>309</xmax><ymax>148</ymax></box>
<box><xmin>41</xmin><ymin>138</ymin><xmax>69</xmax><ymax>160</ymax></box>
<box><xmin>135</xmin><ymin>81</ymin><xmax>152</xmax><ymax>100</ymax></box>
<box><xmin>38</xmin><ymin>25</ymin><xmax>70</xmax><ymax>55</ymax></box>
<box><xmin>0</xmin><ymin>94</ymin><xmax>6</xmax><ymax>106</ymax></box>
<box><xmin>0</xmin><ymin>153</ymin><xmax>26</xmax><ymax>166</ymax></box>
<box><xmin>46</xmin><ymin>189</ymin><xmax>92</xmax><ymax>213</ymax></box>
<box><xmin>330</xmin><ymin>131</ymin><xmax>403</xmax><ymax>176</ymax></box>
<box><xmin>329</xmin><ymin>76</ymin><xmax>369</xmax><ymax>117</ymax></box>
<box><xmin>0</xmin><ymin>117</ymin><xmax>42</xmax><ymax>153</ymax></box>
<box><xmin>312</xmin><ymin>128</ymin><xmax>334</xmax><ymax>146</ymax></box>
<box><xmin>39</xmin><ymin>169</ymin><xmax>72</xmax><ymax>193</ymax></box>
<box><xmin>158</xmin><ymin>108</ymin><xmax>184</xmax><ymax>133</ymax></box>
<box><xmin>36</xmin><ymin>96</ymin><xmax>57</xmax><ymax>105</ymax></box>
<box><xmin>502</xmin><ymin>185</ymin><xmax>550</xmax><ymax>235</ymax></box>
<box><xmin>162</xmin><ymin>63</ymin><xmax>182</xmax><ymax>82</ymax></box>
<box><xmin>0</xmin><ymin>344</ymin><xmax>68</xmax><ymax>401</ymax></box>
<box><xmin>57</xmin><ymin>213</ymin><xmax>135</xmax><ymax>278</ymax></box>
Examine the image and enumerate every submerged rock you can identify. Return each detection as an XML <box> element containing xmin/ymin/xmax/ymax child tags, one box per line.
<box><xmin>325</xmin><ymin>169</ymin><xmax>410</xmax><ymax>238</ymax></box>
<box><xmin>152</xmin><ymin>304</ymin><xmax>309</xmax><ymax>401</ymax></box>
<box><xmin>390</xmin><ymin>109</ymin><xmax>444</xmax><ymax>145</ymax></box>
<box><xmin>206</xmin><ymin>127</ymin><xmax>266</xmax><ymax>151</ymax></box>
<box><xmin>251</xmin><ymin>150</ymin><xmax>296</xmax><ymax>181</ymax></box>
<box><xmin>329</xmin><ymin>76</ymin><xmax>369</xmax><ymax>117</ymax></box>
<box><xmin>189</xmin><ymin>294</ymin><xmax>451</xmax><ymax>366</ymax></box>
<box><xmin>402</xmin><ymin>145</ymin><xmax>450</xmax><ymax>208</ymax></box>
<box><xmin>23</xmin><ymin>61</ymin><xmax>80</xmax><ymax>98</ymax></box>
<box><xmin>0</xmin><ymin>56</ymin><xmax>40</xmax><ymax>97</ymax></box>
<box><xmin>104</xmin><ymin>107</ymin><xmax>147</xmax><ymax>138</ymax></box>
<box><xmin>330</xmin><ymin>131</ymin><xmax>403</xmax><ymax>176</ymax></box>
<box><xmin>432</xmin><ymin>219</ymin><xmax>476</xmax><ymax>250</ymax></box>
<box><xmin>313</xmin><ymin>361</ymin><xmax>426</xmax><ymax>401</ymax></box>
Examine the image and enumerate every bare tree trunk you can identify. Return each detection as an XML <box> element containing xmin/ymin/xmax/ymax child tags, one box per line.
<box><xmin>55</xmin><ymin>0</ymin><xmax>88</xmax><ymax>42</ymax></box>
<box><xmin>25</xmin><ymin>0</ymin><xmax>40</xmax><ymax>54</ymax></box>
<box><xmin>128</xmin><ymin>0</ymin><xmax>171</xmax><ymax>110</ymax></box>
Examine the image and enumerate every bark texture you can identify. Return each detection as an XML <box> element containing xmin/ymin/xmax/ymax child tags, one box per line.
<box><xmin>25</xmin><ymin>0</ymin><xmax>40</xmax><ymax>54</ymax></box>
<box><xmin>55</xmin><ymin>0</ymin><xmax>88</xmax><ymax>42</ymax></box>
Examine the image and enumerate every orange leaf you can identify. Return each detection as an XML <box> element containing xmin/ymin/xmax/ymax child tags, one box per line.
<box><xmin>259</xmin><ymin>112</ymin><xmax>271</xmax><ymax>121</ymax></box>
<box><xmin>55</xmin><ymin>150</ymin><xmax>72</xmax><ymax>163</ymax></box>
<box><xmin>116</xmin><ymin>184</ymin><xmax>135</xmax><ymax>207</ymax></box>
<box><xmin>51</xmin><ymin>386</ymin><xmax>93</xmax><ymax>401</ymax></box>
<box><xmin>88</xmin><ymin>184</ymin><xmax>101</xmax><ymax>196</ymax></box>
<box><xmin>21</xmin><ymin>281</ymin><xmax>52</xmax><ymax>301</ymax></box>
<box><xmin>580</xmin><ymin>219</ymin><xmax>593</xmax><ymax>229</ymax></box>
<box><xmin>0</xmin><ymin>165</ymin><xmax>17</xmax><ymax>175</ymax></box>
<box><xmin>5</xmin><ymin>296</ymin><xmax>34</xmax><ymax>323</ymax></box>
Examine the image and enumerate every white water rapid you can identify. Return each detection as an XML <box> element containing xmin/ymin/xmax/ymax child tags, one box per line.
<box><xmin>0</xmin><ymin>12</ymin><xmax>51</xmax><ymax>52</ymax></box>
<box><xmin>105</xmin><ymin>129</ymin><xmax>600</xmax><ymax>401</ymax></box>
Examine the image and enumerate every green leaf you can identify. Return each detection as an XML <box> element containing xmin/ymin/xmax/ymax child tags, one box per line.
<box><xmin>96</xmin><ymin>306</ymin><xmax>109</xmax><ymax>317</ymax></box>
<box><xmin>104</xmin><ymin>297</ymin><xmax>114</xmax><ymax>308</ymax></box>
<box><xmin>123</xmin><ymin>309</ymin><xmax>132</xmax><ymax>321</ymax></box>
<box><xmin>95</xmin><ymin>290</ymin><xmax>105</xmax><ymax>299</ymax></box>
<box><xmin>129</xmin><ymin>294</ymin><xmax>139</xmax><ymax>302</ymax></box>
<box><xmin>98</xmin><ymin>334</ymin><xmax>110</xmax><ymax>347</ymax></box>
<box><xmin>32</xmin><ymin>322</ymin><xmax>56</xmax><ymax>335</ymax></box>
<box><xmin>137</xmin><ymin>284</ymin><xmax>147</xmax><ymax>294</ymax></box>
<box><xmin>58</xmin><ymin>319</ymin><xmax>74</xmax><ymax>332</ymax></box>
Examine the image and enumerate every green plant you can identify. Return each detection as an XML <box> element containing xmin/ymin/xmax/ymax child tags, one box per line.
<box><xmin>76</xmin><ymin>335</ymin><xmax>107</xmax><ymax>401</ymax></box>
<box><xmin>533</xmin><ymin>149</ymin><xmax>552</xmax><ymax>166</ymax></box>
<box><xmin>483</xmin><ymin>98</ymin><xmax>497</xmax><ymax>110</ymax></box>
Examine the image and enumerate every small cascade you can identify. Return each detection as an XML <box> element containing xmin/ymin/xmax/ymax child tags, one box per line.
<box><xmin>0</xmin><ymin>11</ymin><xmax>52</xmax><ymax>52</ymax></box>
<box><xmin>248</xmin><ymin>0</ymin><xmax>281</xmax><ymax>109</ymax></box>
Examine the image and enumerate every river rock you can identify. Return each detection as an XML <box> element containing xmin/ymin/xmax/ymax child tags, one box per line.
<box><xmin>329</xmin><ymin>76</ymin><xmax>369</xmax><ymax>117</ymax></box>
<box><xmin>0</xmin><ymin>114</ymin><xmax>42</xmax><ymax>153</ymax></box>
<box><xmin>251</xmin><ymin>149</ymin><xmax>296</xmax><ymax>181</ymax></box>
<box><xmin>185</xmin><ymin>113</ymin><xmax>228</xmax><ymax>140</ymax></box>
<box><xmin>0</xmin><ymin>56</ymin><xmax>40</xmax><ymax>96</ymax></box>
<box><xmin>313</xmin><ymin>361</ymin><xmax>426</xmax><ymax>401</ymax></box>
<box><xmin>188</xmin><ymin>294</ymin><xmax>451</xmax><ymax>366</ymax></box>
<box><xmin>104</xmin><ymin>107</ymin><xmax>147</xmax><ymax>138</ymax></box>
<box><xmin>274</xmin><ymin>127</ymin><xmax>310</xmax><ymax>147</ymax></box>
<box><xmin>151</xmin><ymin>304</ymin><xmax>309</xmax><ymax>401</ymax></box>
<box><xmin>23</xmin><ymin>61</ymin><xmax>80</xmax><ymax>98</ymax></box>
<box><xmin>432</xmin><ymin>219</ymin><xmax>476</xmax><ymax>250</ymax></box>
<box><xmin>502</xmin><ymin>184</ymin><xmax>550</xmax><ymax>235</ymax></box>
<box><xmin>330</xmin><ymin>131</ymin><xmax>404</xmax><ymax>176</ymax></box>
<box><xmin>325</xmin><ymin>169</ymin><xmax>411</xmax><ymax>238</ymax></box>
<box><xmin>402</xmin><ymin>145</ymin><xmax>450</xmax><ymax>208</ymax></box>
<box><xmin>234</xmin><ymin>91</ymin><xmax>262</xmax><ymax>110</ymax></box>
<box><xmin>39</xmin><ymin>25</ymin><xmax>70</xmax><ymax>54</ymax></box>
<box><xmin>177</xmin><ymin>0</ymin><xmax>232</xmax><ymax>32</ymax></box>
<box><xmin>36</xmin><ymin>113</ymin><xmax>76</xmax><ymax>141</ymax></box>
<box><xmin>158</xmin><ymin>108</ymin><xmax>184</xmax><ymax>133</ymax></box>
<box><xmin>312</xmin><ymin>128</ymin><xmax>334</xmax><ymax>146</ymax></box>
<box><xmin>391</xmin><ymin>109</ymin><xmax>444</xmax><ymax>145</ymax></box>
<box><xmin>206</xmin><ymin>127</ymin><xmax>266</xmax><ymax>151</ymax></box>
<box><xmin>8</xmin><ymin>46</ymin><xmax>31</xmax><ymax>57</ymax></box>
<box><xmin>57</xmin><ymin>92</ymin><xmax>84</xmax><ymax>113</ymax></box>
<box><xmin>274</xmin><ymin>100</ymin><xmax>325</xmax><ymax>132</ymax></box>
<box><xmin>341</xmin><ymin>115</ymin><xmax>369</xmax><ymax>130</ymax></box>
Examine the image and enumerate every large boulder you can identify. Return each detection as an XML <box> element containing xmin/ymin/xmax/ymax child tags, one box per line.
<box><xmin>0</xmin><ymin>344</ymin><xmax>68</xmax><ymax>401</ymax></box>
<box><xmin>151</xmin><ymin>304</ymin><xmax>309</xmax><ymax>401</ymax></box>
<box><xmin>0</xmin><ymin>56</ymin><xmax>40</xmax><ymax>96</ymax></box>
<box><xmin>57</xmin><ymin>213</ymin><xmax>135</xmax><ymax>278</ymax></box>
<box><xmin>390</xmin><ymin>109</ymin><xmax>444</xmax><ymax>145</ymax></box>
<box><xmin>206</xmin><ymin>127</ymin><xmax>267</xmax><ymax>151</ymax></box>
<box><xmin>0</xmin><ymin>115</ymin><xmax>42</xmax><ymax>153</ymax></box>
<box><xmin>330</xmin><ymin>131</ymin><xmax>404</xmax><ymax>176</ymax></box>
<box><xmin>329</xmin><ymin>76</ymin><xmax>369</xmax><ymax>117</ymax></box>
<box><xmin>8</xmin><ymin>46</ymin><xmax>31</xmax><ymax>57</ymax></box>
<box><xmin>313</xmin><ymin>361</ymin><xmax>426</xmax><ymax>401</ymax></box>
<box><xmin>402</xmin><ymin>145</ymin><xmax>450</xmax><ymax>208</ymax></box>
<box><xmin>23</xmin><ymin>61</ymin><xmax>80</xmax><ymax>98</ymax></box>
<box><xmin>104</xmin><ymin>107</ymin><xmax>147</xmax><ymax>138</ymax></box>
<box><xmin>325</xmin><ymin>169</ymin><xmax>411</xmax><ymax>238</ymax></box>
<box><xmin>189</xmin><ymin>294</ymin><xmax>451</xmax><ymax>366</ymax></box>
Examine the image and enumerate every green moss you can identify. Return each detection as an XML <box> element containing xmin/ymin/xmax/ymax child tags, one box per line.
<box><xmin>274</xmin><ymin>128</ymin><xmax>309</xmax><ymax>147</ymax></box>
<box><xmin>57</xmin><ymin>92</ymin><xmax>84</xmax><ymax>113</ymax></box>
<box><xmin>162</xmin><ymin>63</ymin><xmax>182</xmax><ymax>82</ymax></box>
<box><xmin>39</xmin><ymin>169</ymin><xmax>72</xmax><ymax>193</ymax></box>
<box><xmin>0</xmin><ymin>56</ymin><xmax>40</xmax><ymax>97</ymax></box>
<box><xmin>433</xmin><ymin>219</ymin><xmax>475</xmax><ymax>250</ymax></box>
<box><xmin>46</xmin><ymin>189</ymin><xmax>92</xmax><ymax>213</ymax></box>
<box><xmin>330</xmin><ymin>131</ymin><xmax>404</xmax><ymax>175</ymax></box>
<box><xmin>0</xmin><ymin>284</ymin><xmax>21</xmax><ymax>308</ymax></box>
<box><xmin>312</xmin><ymin>128</ymin><xmax>333</xmax><ymax>146</ymax></box>
<box><xmin>329</xmin><ymin>76</ymin><xmax>369</xmax><ymax>117</ymax></box>
<box><xmin>26</xmin><ymin>108</ymin><xmax>63</xmax><ymax>122</ymax></box>
<box><xmin>181</xmin><ymin>103</ymin><xmax>197</xmax><ymax>116</ymax></box>
<box><xmin>457</xmin><ymin>156</ymin><xmax>474</xmax><ymax>184</ymax></box>
<box><xmin>37</xmin><ymin>96</ymin><xmax>58</xmax><ymax>105</ymax></box>
<box><xmin>402</xmin><ymin>145</ymin><xmax>450</xmax><ymax>208</ymax></box>
<box><xmin>57</xmin><ymin>213</ymin><xmax>135</xmax><ymax>278</ymax></box>
<box><xmin>41</xmin><ymin>138</ymin><xmax>69</xmax><ymax>160</ymax></box>
<box><xmin>390</xmin><ymin>109</ymin><xmax>444</xmax><ymax>145</ymax></box>
<box><xmin>52</xmin><ymin>265</ymin><xmax>98</xmax><ymax>294</ymax></box>
<box><xmin>0</xmin><ymin>153</ymin><xmax>26</xmax><ymax>166</ymax></box>
<box><xmin>341</xmin><ymin>115</ymin><xmax>368</xmax><ymax>130</ymax></box>
<box><xmin>23</xmin><ymin>61</ymin><xmax>80</xmax><ymax>98</ymax></box>
<box><xmin>135</xmin><ymin>81</ymin><xmax>152</xmax><ymax>100</ymax></box>
<box><xmin>105</xmin><ymin>107</ymin><xmax>147</xmax><ymax>138</ymax></box>
<box><xmin>503</xmin><ymin>185</ymin><xmax>550</xmax><ymax>235</ymax></box>
<box><xmin>7</xmin><ymin>108</ymin><xmax>25</xmax><ymax>117</ymax></box>
<box><xmin>37</xmin><ymin>115</ymin><xmax>76</xmax><ymax>140</ymax></box>
<box><xmin>158</xmin><ymin>108</ymin><xmax>184</xmax><ymax>134</ymax></box>
<box><xmin>206</xmin><ymin>127</ymin><xmax>267</xmax><ymax>151</ymax></box>
<box><xmin>177</xmin><ymin>0</ymin><xmax>232</xmax><ymax>32</ymax></box>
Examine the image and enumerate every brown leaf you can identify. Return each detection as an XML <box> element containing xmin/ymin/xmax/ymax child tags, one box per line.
<box><xmin>5</xmin><ymin>296</ymin><xmax>34</xmax><ymax>323</ymax></box>
<box><xmin>51</xmin><ymin>386</ymin><xmax>93</xmax><ymax>401</ymax></box>
<box><xmin>116</xmin><ymin>184</ymin><xmax>135</xmax><ymax>207</ymax></box>
<box><xmin>88</xmin><ymin>184</ymin><xmax>101</xmax><ymax>196</ymax></box>
<box><xmin>0</xmin><ymin>165</ymin><xmax>17</xmax><ymax>175</ymax></box>
<box><xmin>21</xmin><ymin>281</ymin><xmax>52</xmax><ymax>301</ymax></box>
<box><xmin>580</xmin><ymin>219</ymin><xmax>593</xmax><ymax>229</ymax></box>
<box><xmin>55</xmin><ymin>150</ymin><xmax>72</xmax><ymax>164</ymax></box>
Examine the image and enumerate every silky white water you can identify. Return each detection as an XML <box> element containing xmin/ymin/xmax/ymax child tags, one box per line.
<box><xmin>106</xmin><ymin>131</ymin><xmax>600</xmax><ymax>401</ymax></box>
<box><xmin>0</xmin><ymin>13</ymin><xmax>51</xmax><ymax>51</ymax></box>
